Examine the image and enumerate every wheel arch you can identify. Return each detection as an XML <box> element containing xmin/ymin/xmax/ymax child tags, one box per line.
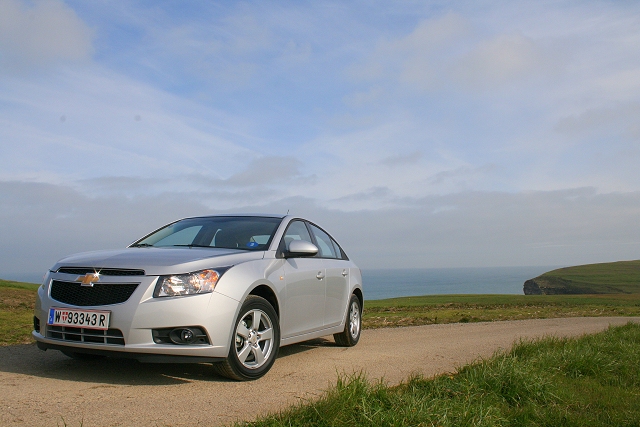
<box><xmin>352</xmin><ymin>286</ymin><xmax>363</xmax><ymax>311</ymax></box>
<box><xmin>248</xmin><ymin>284</ymin><xmax>280</xmax><ymax>318</ymax></box>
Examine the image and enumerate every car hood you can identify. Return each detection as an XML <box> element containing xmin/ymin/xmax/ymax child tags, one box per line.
<box><xmin>51</xmin><ymin>247</ymin><xmax>265</xmax><ymax>276</ymax></box>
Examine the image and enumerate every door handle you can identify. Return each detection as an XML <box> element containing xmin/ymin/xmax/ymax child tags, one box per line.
<box><xmin>316</xmin><ymin>271</ymin><xmax>325</xmax><ymax>280</ymax></box>
<box><xmin>342</xmin><ymin>269</ymin><xmax>348</xmax><ymax>277</ymax></box>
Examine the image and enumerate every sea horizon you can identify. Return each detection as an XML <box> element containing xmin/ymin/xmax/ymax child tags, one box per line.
<box><xmin>361</xmin><ymin>265</ymin><xmax>563</xmax><ymax>300</ymax></box>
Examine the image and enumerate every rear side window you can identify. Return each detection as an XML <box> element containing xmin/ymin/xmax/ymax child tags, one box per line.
<box><xmin>331</xmin><ymin>239</ymin><xmax>345</xmax><ymax>259</ymax></box>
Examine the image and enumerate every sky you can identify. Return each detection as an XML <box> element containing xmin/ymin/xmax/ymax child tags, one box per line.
<box><xmin>2</xmin><ymin>0</ymin><xmax>640</xmax><ymax>282</ymax></box>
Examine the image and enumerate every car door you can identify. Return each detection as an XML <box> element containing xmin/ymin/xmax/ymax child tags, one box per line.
<box><xmin>280</xmin><ymin>220</ymin><xmax>326</xmax><ymax>338</ymax></box>
<box><xmin>308</xmin><ymin>223</ymin><xmax>350</xmax><ymax>328</ymax></box>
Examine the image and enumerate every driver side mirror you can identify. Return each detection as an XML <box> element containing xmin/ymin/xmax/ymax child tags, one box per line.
<box><xmin>284</xmin><ymin>240</ymin><xmax>318</xmax><ymax>258</ymax></box>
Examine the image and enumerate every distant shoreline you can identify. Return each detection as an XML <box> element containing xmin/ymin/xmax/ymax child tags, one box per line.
<box><xmin>362</xmin><ymin>265</ymin><xmax>562</xmax><ymax>300</ymax></box>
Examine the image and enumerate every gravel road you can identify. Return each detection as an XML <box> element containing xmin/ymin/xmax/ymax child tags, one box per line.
<box><xmin>1</xmin><ymin>317</ymin><xmax>637</xmax><ymax>427</ymax></box>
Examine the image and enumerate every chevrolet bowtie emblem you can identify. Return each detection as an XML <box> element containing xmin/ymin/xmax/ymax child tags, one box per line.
<box><xmin>77</xmin><ymin>272</ymin><xmax>100</xmax><ymax>287</ymax></box>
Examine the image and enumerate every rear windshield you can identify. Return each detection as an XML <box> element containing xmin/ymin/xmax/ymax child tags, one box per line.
<box><xmin>131</xmin><ymin>216</ymin><xmax>282</xmax><ymax>251</ymax></box>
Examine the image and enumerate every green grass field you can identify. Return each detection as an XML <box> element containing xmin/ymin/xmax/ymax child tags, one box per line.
<box><xmin>0</xmin><ymin>279</ymin><xmax>39</xmax><ymax>345</ymax></box>
<box><xmin>241</xmin><ymin>322</ymin><xmax>640</xmax><ymax>426</ymax></box>
<box><xmin>363</xmin><ymin>293</ymin><xmax>640</xmax><ymax>328</ymax></box>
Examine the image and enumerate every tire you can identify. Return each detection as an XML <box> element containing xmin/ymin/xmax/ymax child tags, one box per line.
<box><xmin>212</xmin><ymin>295</ymin><xmax>280</xmax><ymax>381</ymax></box>
<box><xmin>334</xmin><ymin>294</ymin><xmax>361</xmax><ymax>347</ymax></box>
<box><xmin>61</xmin><ymin>350</ymin><xmax>105</xmax><ymax>361</ymax></box>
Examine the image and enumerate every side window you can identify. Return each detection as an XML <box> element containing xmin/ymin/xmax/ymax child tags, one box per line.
<box><xmin>331</xmin><ymin>239</ymin><xmax>345</xmax><ymax>260</ymax></box>
<box><xmin>309</xmin><ymin>224</ymin><xmax>337</xmax><ymax>258</ymax></box>
<box><xmin>282</xmin><ymin>220</ymin><xmax>313</xmax><ymax>251</ymax></box>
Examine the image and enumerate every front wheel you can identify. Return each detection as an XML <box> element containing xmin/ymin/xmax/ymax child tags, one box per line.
<box><xmin>334</xmin><ymin>294</ymin><xmax>361</xmax><ymax>347</ymax></box>
<box><xmin>212</xmin><ymin>295</ymin><xmax>280</xmax><ymax>381</ymax></box>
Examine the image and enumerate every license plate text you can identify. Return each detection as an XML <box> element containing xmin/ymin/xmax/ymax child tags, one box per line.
<box><xmin>48</xmin><ymin>308</ymin><xmax>110</xmax><ymax>330</ymax></box>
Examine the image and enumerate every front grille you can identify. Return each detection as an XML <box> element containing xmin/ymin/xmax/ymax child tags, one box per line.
<box><xmin>47</xmin><ymin>325</ymin><xmax>125</xmax><ymax>345</ymax></box>
<box><xmin>51</xmin><ymin>280</ymin><xmax>139</xmax><ymax>306</ymax></box>
<box><xmin>57</xmin><ymin>267</ymin><xmax>145</xmax><ymax>276</ymax></box>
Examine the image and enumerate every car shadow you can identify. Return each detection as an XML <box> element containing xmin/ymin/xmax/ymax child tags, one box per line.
<box><xmin>0</xmin><ymin>343</ymin><xmax>220</xmax><ymax>385</ymax></box>
<box><xmin>0</xmin><ymin>338</ymin><xmax>337</xmax><ymax>385</ymax></box>
<box><xmin>276</xmin><ymin>337</ymin><xmax>337</xmax><ymax>358</ymax></box>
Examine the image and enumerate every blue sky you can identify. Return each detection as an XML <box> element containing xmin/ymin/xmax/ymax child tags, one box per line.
<box><xmin>2</xmin><ymin>0</ymin><xmax>640</xmax><ymax>282</ymax></box>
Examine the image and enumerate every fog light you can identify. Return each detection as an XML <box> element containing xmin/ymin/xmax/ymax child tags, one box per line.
<box><xmin>169</xmin><ymin>328</ymin><xmax>196</xmax><ymax>344</ymax></box>
<box><xmin>153</xmin><ymin>326</ymin><xmax>209</xmax><ymax>345</ymax></box>
<box><xmin>180</xmin><ymin>329</ymin><xmax>194</xmax><ymax>342</ymax></box>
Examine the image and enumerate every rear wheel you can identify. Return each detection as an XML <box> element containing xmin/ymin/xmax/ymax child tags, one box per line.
<box><xmin>212</xmin><ymin>295</ymin><xmax>280</xmax><ymax>381</ymax></box>
<box><xmin>334</xmin><ymin>294</ymin><xmax>361</xmax><ymax>346</ymax></box>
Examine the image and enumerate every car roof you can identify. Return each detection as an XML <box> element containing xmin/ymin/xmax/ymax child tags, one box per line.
<box><xmin>184</xmin><ymin>213</ymin><xmax>287</xmax><ymax>220</ymax></box>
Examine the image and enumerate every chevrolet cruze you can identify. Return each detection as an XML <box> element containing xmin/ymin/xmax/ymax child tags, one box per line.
<box><xmin>33</xmin><ymin>214</ymin><xmax>363</xmax><ymax>380</ymax></box>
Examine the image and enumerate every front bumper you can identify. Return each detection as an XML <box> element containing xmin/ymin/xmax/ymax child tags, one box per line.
<box><xmin>34</xmin><ymin>341</ymin><xmax>226</xmax><ymax>363</ymax></box>
<box><xmin>33</xmin><ymin>272</ymin><xmax>241</xmax><ymax>361</ymax></box>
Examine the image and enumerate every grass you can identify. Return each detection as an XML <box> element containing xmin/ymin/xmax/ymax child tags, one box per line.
<box><xmin>363</xmin><ymin>293</ymin><xmax>640</xmax><ymax>328</ymax></box>
<box><xmin>241</xmin><ymin>322</ymin><xmax>640</xmax><ymax>427</ymax></box>
<box><xmin>0</xmin><ymin>278</ymin><xmax>39</xmax><ymax>345</ymax></box>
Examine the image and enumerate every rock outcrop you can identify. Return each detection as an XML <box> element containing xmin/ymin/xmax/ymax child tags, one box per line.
<box><xmin>523</xmin><ymin>279</ymin><xmax>542</xmax><ymax>295</ymax></box>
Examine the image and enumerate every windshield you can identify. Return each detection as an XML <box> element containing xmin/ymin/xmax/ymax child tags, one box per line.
<box><xmin>131</xmin><ymin>216</ymin><xmax>282</xmax><ymax>251</ymax></box>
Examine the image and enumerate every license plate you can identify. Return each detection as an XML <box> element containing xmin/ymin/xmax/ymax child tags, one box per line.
<box><xmin>48</xmin><ymin>308</ymin><xmax>110</xmax><ymax>330</ymax></box>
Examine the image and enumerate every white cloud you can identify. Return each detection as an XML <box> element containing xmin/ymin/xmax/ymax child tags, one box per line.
<box><xmin>0</xmin><ymin>0</ymin><xmax>93</xmax><ymax>72</ymax></box>
<box><xmin>380</xmin><ymin>151</ymin><xmax>423</xmax><ymax>167</ymax></box>
<box><xmin>226</xmin><ymin>156</ymin><xmax>314</xmax><ymax>187</ymax></box>
<box><xmin>353</xmin><ymin>12</ymin><xmax>563</xmax><ymax>93</ymax></box>
<box><xmin>452</xmin><ymin>33</ymin><xmax>551</xmax><ymax>89</ymax></box>
<box><xmin>555</xmin><ymin>103</ymin><xmax>640</xmax><ymax>140</ymax></box>
<box><xmin>69</xmin><ymin>155</ymin><xmax>317</xmax><ymax>211</ymax></box>
<box><xmin>0</xmin><ymin>67</ymin><xmax>258</xmax><ymax>182</ymax></box>
<box><xmin>349</xmin><ymin>12</ymin><xmax>471</xmax><ymax>86</ymax></box>
<box><xmin>428</xmin><ymin>165</ymin><xmax>498</xmax><ymax>187</ymax></box>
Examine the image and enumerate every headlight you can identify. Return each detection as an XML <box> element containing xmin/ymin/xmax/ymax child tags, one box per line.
<box><xmin>154</xmin><ymin>268</ymin><xmax>229</xmax><ymax>297</ymax></box>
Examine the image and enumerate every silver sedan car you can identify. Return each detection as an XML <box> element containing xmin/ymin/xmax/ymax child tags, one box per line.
<box><xmin>33</xmin><ymin>214</ymin><xmax>363</xmax><ymax>380</ymax></box>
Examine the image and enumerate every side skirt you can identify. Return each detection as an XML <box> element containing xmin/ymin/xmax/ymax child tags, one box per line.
<box><xmin>280</xmin><ymin>324</ymin><xmax>344</xmax><ymax>347</ymax></box>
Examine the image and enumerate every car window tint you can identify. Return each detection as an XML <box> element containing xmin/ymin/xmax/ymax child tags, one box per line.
<box><xmin>154</xmin><ymin>226</ymin><xmax>202</xmax><ymax>246</ymax></box>
<box><xmin>283</xmin><ymin>220</ymin><xmax>313</xmax><ymax>250</ymax></box>
<box><xmin>309</xmin><ymin>224</ymin><xmax>337</xmax><ymax>258</ymax></box>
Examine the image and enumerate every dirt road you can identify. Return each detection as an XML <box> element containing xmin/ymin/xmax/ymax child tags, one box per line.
<box><xmin>1</xmin><ymin>317</ymin><xmax>637</xmax><ymax>427</ymax></box>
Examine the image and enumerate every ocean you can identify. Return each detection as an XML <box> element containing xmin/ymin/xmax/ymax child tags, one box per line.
<box><xmin>361</xmin><ymin>266</ymin><xmax>561</xmax><ymax>300</ymax></box>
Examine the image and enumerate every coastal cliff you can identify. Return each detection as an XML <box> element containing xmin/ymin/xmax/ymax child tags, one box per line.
<box><xmin>523</xmin><ymin>276</ymin><xmax>607</xmax><ymax>295</ymax></box>
<box><xmin>523</xmin><ymin>260</ymin><xmax>640</xmax><ymax>295</ymax></box>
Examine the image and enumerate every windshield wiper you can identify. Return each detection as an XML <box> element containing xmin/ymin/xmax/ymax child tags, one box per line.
<box><xmin>130</xmin><ymin>243</ymin><xmax>154</xmax><ymax>247</ymax></box>
<box><xmin>172</xmin><ymin>244</ymin><xmax>213</xmax><ymax>248</ymax></box>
